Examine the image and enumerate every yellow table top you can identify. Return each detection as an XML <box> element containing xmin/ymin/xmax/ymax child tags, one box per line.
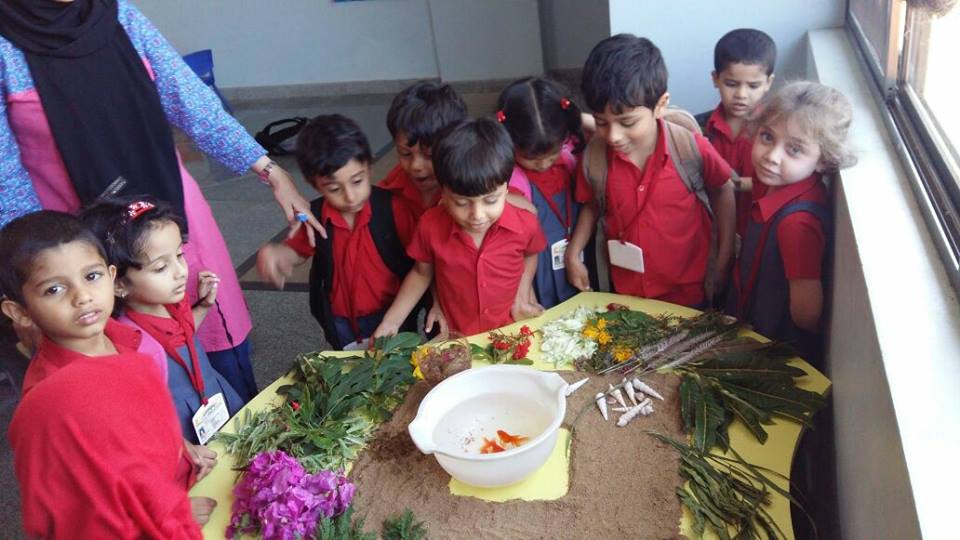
<box><xmin>191</xmin><ymin>292</ymin><xmax>831</xmax><ymax>539</ymax></box>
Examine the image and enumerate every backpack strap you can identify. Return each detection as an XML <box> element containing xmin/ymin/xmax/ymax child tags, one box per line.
<box><xmin>367</xmin><ymin>186</ymin><xmax>413</xmax><ymax>279</ymax></box>
<box><xmin>307</xmin><ymin>196</ymin><xmax>341</xmax><ymax>348</ymax></box>
<box><xmin>664</xmin><ymin>121</ymin><xmax>712</xmax><ymax>217</ymax></box>
<box><xmin>582</xmin><ymin>136</ymin><xmax>612</xmax><ymax>292</ymax></box>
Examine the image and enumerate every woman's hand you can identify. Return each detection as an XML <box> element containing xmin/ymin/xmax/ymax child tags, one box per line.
<box><xmin>252</xmin><ymin>157</ymin><xmax>326</xmax><ymax>245</ymax></box>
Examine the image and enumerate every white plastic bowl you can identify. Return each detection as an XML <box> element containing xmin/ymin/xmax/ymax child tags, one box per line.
<box><xmin>407</xmin><ymin>365</ymin><xmax>568</xmax><ymax>487</ymax></box>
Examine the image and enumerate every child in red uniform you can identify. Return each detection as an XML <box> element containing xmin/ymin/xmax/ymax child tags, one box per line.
<box><xmin>0</xmin><ymin>211</ymin><xmax>203</xmax><ymax>539</ymax></box>
<box><xmin>379</xmin><ymin>81</ymin><xmax>469</xmax><ymax>220</ymax></box>
<box><xmin>726</xmin><ymin>81</ymin><xmax>855</xmax><ymax>364</ymax></box>
<box><xmin>497</xmin><ymin>77</ymin><xmax>591</xmax><ymax>308</ymax></box>
<box><xmin>698</xmin><ymin>29</ymin><xmax>777</xmax><ymax>236</ymax></box>
<box><xmin>567</xmin><ymin>34</ymin><xmax>737</xmax><ymax>308</ymax></box>
<box><xmin>256</xmin><ymin>114</ymin><xmax>418</xmax><ymax>349</ymax></box>
<box><xmin>80</xmin><ymin>197</ymin><xmax>245</xmax><ymax>445</ymax></box>
<box><xmin>374</xmin><ymin>117</ymin><xmax>547</xmax><ymax>337</ymax></box>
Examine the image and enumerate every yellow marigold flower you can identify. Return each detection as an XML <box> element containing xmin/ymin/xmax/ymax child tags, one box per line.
<box><xmin>582</xmin><ymin>325</ymin><xmax>599</xmax><ymax>339</ymax></box>
<box><xmin>410</xmin><ymin>346</ymin><xmax>429</xmax><ymax>380</ymax></box>
<box><xmin>613</xmin><ymin>346</ymin><xmax>632</xmax><ymax>362</ymax></box>
<box><xmin>596</xmin><ymin>318</ymin><xmax>607</xmax><ymax>330</ymax></box>
<box><xmin>598</xmin><ymin>330</ymin><xmax>612</xmax><ymax>345</ymax></box>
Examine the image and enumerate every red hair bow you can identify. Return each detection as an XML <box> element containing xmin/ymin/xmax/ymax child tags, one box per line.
<box><xmin>496</xmin><ymin>110</ymin><xmax>507</xmax><ymax>123</ymax></box>
<box><xmin>125</xmin><ymin>201</ymin><xmax>156</xmax><ymax>221</ymax></box>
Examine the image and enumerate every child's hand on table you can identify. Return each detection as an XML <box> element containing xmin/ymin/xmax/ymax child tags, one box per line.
<box><xmin>372</xmin><ymin>320</ymin><xmax>400</xmax><ymax>340</ymax></box>
<box><xmin>512</xmin><ymin>298</ymin><xmax>544</xmax><ymax>322</ymax></box>
<box><xmin>565</xmin><ymin>255</ymin><xmax>591</xmax><ymax>291</ymax></box>
<box><xmin>426</xmin><ymin>301</ymin><xmax>449</xmax><ymax>341</ymax></box>
<box><xmin>190</xmin><ymin>497</ymin><xmax>217</xmax><ymax>526</ymax></box>
<box><xmin>185</xmin><ymin>441</ymin><xmax>218</xmax><ymax>482</ymax></box>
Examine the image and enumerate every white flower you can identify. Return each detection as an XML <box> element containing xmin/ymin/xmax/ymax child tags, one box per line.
<box><xmin>540</xmin><ymin>306</ymin><xmax>601</xmax><ymax>367</ymax></box>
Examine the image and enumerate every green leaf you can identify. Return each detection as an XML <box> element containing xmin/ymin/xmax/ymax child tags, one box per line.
<box><xmin>692</xmin><ymin>379</ymin><xmax>726</xmax><ymax>452</ymax></box>
<box><xmin>680</xmin><ymin>376</ymin><xmax>698</xmax><ymax>432</ymax></box>
<box><xmin>382</xmin><ymin>509</ymin><xmax>428</xmax><ymax>540</ymax></box>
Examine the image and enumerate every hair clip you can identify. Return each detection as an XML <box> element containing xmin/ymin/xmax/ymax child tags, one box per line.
<box><xmin>496</xmin><ymin>110</ymin><xmax>507</xmax><ymax>123</ymax></box>
<box><xmin>125</xmin><ymin>201</ymin><xmax>155</xmax><ymax>222</ymax></box>
<box><xmin>560</xmin><ymin>98</ymin><xmax>571</xmax><ymax>110</ymax></box>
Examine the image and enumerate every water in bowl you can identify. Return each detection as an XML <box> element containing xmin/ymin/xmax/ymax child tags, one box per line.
<box><xmin>433</xmin><ymin>392</ymin><xmax>555</xmax><ymax>454</ymax></box>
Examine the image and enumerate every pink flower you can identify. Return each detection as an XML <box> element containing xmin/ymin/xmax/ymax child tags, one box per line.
<box><xmin>226</xmin><ymin>451</ymin><xmax>356</xmax><ymax>540</ymax></box>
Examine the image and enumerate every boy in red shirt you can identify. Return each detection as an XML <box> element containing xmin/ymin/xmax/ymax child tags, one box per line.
<box><xmin>374</xmin><ymin>117</ymin><xmax>547</xmax><ymax>337</ymax></box>
<box><xmin>0</xmin><ymin>211</ymin><xmax>202</xmax><ymax>539</ymax></box>
<box><xmin>256</xmin><ymin>114</ymin><xmax>417</xmax><ymax>349</ymax></box>
<box><xmin>697</xmin><ymin>29</ymin><xmax>777</xmax><ymax>236</ymax></box>
<box><xmin>378</xmin><ymin>81</ymin><xmax>468</xmax><ymax>220</ymax></box>
<box><xmin>566</xmin><ymin>34</ymin><xmax>737</xmax><ymax>308</ymax></box>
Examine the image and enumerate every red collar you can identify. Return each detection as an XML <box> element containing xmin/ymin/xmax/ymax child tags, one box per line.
<box><xmin>321</xmin><ymin>198</ymin><xmax>372</xmax><ymax>231</ymax></box>
<box><xmin>754</xmin><ymin>174</ymin><xmax>822</xmax><ymax>222</ymax></box>
<box><xmin>705</xmin><ymin>103</ymin><xmax>736</xmax><ymax>142</ymax></box>
<box><xmin>379</xmin><ymin>165</ymin><xmax>439</xmax><ymax>210</ymax></box>
<box><xmin>25</xmin><ymin>318</ymin><xmax>142</xmax><ymax>393</ymax></box>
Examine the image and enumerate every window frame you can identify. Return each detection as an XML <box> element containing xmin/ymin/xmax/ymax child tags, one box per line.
<box><xmin>847</xmin><ymin>0</ymin><xmax>960</xmax><ymax>293</ymax></box>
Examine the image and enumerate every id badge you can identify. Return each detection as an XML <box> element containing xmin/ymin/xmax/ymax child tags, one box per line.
<box><xmin>607</xmin><ymin>240</ymin><xmax>645</xmax><ymax>273</ymax></box>
<box><xmin>192</xmin><ymin>392</ymin><xmax>229</xmax><ymax>444</ymax></box>
<box><xmin>551</xmin><ymin>239</ymin><xmax>569</xmax><ymax>271</ymax></box>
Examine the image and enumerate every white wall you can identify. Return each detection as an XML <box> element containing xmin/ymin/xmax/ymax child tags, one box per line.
<box><xmin>134</xmin><ymin>0</ymin><xmax>439</xmax><ymax>88</ymax></box>
<box><xmin>539</xmin><ymin>0</ymin><xmax>610</xmax><ymax>71</ymax></box>
<box><xmin>607</xmin><ymin>0</ymin><xmax>845</xmax><ymax>113</ymax></box>
<box><xmin>428</xmin><ymin>0</ymin><xmax>543</xmax><ymax>82</ymax></box>
<box><xmin>135</xmin><ymin>0</ymin><xmax>544</xmax><ymax>89</ymax></box>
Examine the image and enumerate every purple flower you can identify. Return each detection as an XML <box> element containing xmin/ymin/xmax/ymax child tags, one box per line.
<box><xmin>227</xmin><ymin>451</ymin><xmax>357</xmax><ymax>540</ymax></box>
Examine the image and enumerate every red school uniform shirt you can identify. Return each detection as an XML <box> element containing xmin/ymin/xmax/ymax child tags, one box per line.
<box><xmin>378</xmin><ymin>164</ymin><xmax>440</xmax><ymax>221</ymax></box>
<box><xmin>286</xmin><ymin>196</ymin><xmax>416</xmax><ymax>323</ymax></box>
<box><xmin>407</xmin><ymin>203</ymin><xmax>547</xmax><ymax>336</ymax></box>
<box><xmin>749</xmin><ymin>174</ymin><xmax>828</xmax><ymax>281</ymax></box>
<box><xmin>10</xmin><ymin>320</ymin><xmax>200</xmax><ymax>539</ymax></box>
<box><xmin>704</xmin><ymin>103</ymin><xmax>762</xmax><ymax>236</ymax></box>
<box><xmin>575</xmin><ymin>119</ymin><xmax>733</xmax><ymax>306</ymax></box>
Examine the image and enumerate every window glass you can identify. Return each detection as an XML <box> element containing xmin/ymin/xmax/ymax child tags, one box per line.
<box><xmin>903</xmin><ymin>2</ymin><xmax>960</xmax><ymax>174</ymax></box>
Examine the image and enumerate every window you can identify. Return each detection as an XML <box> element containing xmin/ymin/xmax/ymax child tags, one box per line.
<box><xmin>849</xmin><ymin>0</ymin><xmax>960</xmax><ymax>291</ymax></box>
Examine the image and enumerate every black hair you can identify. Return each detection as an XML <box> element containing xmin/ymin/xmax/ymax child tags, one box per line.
<box><xmin>79</xmin><ymin>195</ymin><xmax>186</xmax><ymax>282</ymax></box>
<box><xmin>496</xmin><ymin>77</ymin><xmax>585</xmax><ymax>156</ymax></box>
<box><xmin>386</xmin><ymin>81</ymin><xmax>468</xmax><ymax>148</ymax></box>
<box><xmin>432</xmin><ymin>117</ymin><xmax>514</xmax><ymax>198</ymax></box>
<box><xmin>714</xmin><ymin>28</ymin><xmax>777</xmax><ymax>75</ymax></box>
<box><xmin>0</xmin><ymin>210</ymin><xmax>106</xmax><ymax>305</ymax></box>
<box><xmin>295</xmin><ymin>114</ymin><xmax>372</xmax><ymax>187</ymax></box>
<box><xmin>581</xmin><ymin>34</ymin><xmax>668</xmax><ymax>114</ymax></box>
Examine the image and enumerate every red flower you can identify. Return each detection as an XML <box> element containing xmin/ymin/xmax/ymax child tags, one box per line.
<box><xmin>290</xmin><ymin>401</ymin><xmax>301</xmax><ymax>411</ymax></box>
<box><xmin>513</xmin><ymin>342</ymin><xmax>530</xmax><ymax>360</ymax></box>
<box><xmin>519</xmin><ymin>325</ymin><xmax>532</xmax><ymax>336</ymax></box>
<box><xmin>494</xmin><ymin>340</ymin><xmax>510</xmax><ymax>350</ymax></box>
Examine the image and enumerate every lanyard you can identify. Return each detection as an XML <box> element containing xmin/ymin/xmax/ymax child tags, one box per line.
<box><xmin>532</xmin><ymin>178</ymin><xmax>573</xmax><ymax>239</ymax></box>
<box><xmin>126</xmin><ymin>305</ymin><xmax>207</xmax><ymax>405</ymax></box>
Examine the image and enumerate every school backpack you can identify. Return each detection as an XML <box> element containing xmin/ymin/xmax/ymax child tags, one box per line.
<box><xmin>255</xmin><ymin>117</ymin><xmax>308</xmax><ymax>156</ymax></box>
<box><xmin>307</xmin><ymin>186</ymin><xmax>417</xmax><ymax>349</ymax></box>
<box><xmin>582</xmin><ymin>106</ymin><xmax>733</xmax><ymax>301</ymax></box>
